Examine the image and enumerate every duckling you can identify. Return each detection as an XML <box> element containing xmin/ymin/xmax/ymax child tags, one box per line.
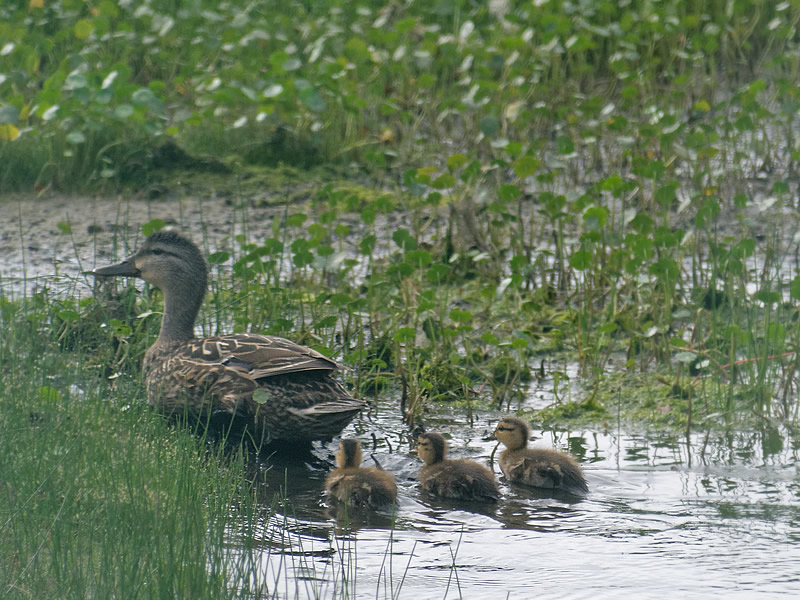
<box><xmin>325</xmin><ymin>439</ymin><xmax>397</xmax><ymax>508</ymax></box>
<box><xmin>489</xmin><ymin>417</ymin><xmax>588</xmax><ymax>494</ymax></box>
<box><xmin>91</xmin><ymin>230</ymin><xmax>365</xmax><ymax>444</ymax></box>
<box><xmin>416</xmin><ymin>432</ymin><xmax>499</xmax><ymax>503</ymax></box>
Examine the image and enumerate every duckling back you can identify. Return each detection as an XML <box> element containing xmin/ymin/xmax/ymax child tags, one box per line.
<box><xmin>325</xmin><ymin>467</ymin><xmax>397</xmax><ymax>509</ymax></box>
<box><xmin>419</xmin><ymin>459</ymin><xmax>499</xmax><ymax>503</ymax></box>
<box><xmin>499</xmin><ymin>447</ymin><xmax>588</xmax><ymax>494</ymax></box>
<box><xmin>326</xmin><ymin>439</ymin><xmax>397</xmax><ymax>509</ymax></box>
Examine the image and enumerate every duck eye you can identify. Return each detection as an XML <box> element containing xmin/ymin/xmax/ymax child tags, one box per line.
<box><xmin>151</xmin><ymin>248</ymin><xmax>164</xmax><ymax>256</ymax></box>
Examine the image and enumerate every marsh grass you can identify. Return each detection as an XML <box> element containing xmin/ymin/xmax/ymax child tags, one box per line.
<box><xmin>0</xmin><ymin>323</ymin><xmax>262</xmax><ymax>598</ymax></box>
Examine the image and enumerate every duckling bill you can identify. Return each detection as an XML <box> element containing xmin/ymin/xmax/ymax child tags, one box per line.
<box><xmin>416</xmin><ymin>432</ymin><xmax>499</xmax><ymax>503</ymax></box>
<box><xmin>325</xmin><ymin>439</ymin><xmax>397</xmax><ymax>508</ymax></box>
<box><xmin>489</xmin><ymin>417</ymin><xmax>588</xmax><ymax>494</ymax></box>
<box><xmin>92</xmin><ymin>230</ymin><xmax>365</xmax><ymax>444</ymax></box>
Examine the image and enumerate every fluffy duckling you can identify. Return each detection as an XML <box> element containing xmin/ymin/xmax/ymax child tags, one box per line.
<box><xmin>416</xmin><ymin>432</ymin><xmax>499</xmax><ymax>503</ymax></box>
<box><xmin>325</xmin><ymin>439</ymin><xmax>397</xmax><ymax>508</ymax></box>
<box><xmin>489</xmin><ymin>417</ymin><xmax>588</xmax><ymax>494</ymax></box>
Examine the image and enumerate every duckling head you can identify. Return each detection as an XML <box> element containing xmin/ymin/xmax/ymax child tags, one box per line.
<box><xmin>491</xmin><ymin>417</ymin><xmax>531</xmax><ymax>451</ymax></box>
<box><xmin>336</xmin><ymin>438</ymin><xmax>363</xmax><ymax>469</ymax></box>
<box><xmin>416</xmin><ymin>432</ymin><xmax>448</xmax><ymax>465</ymax></box>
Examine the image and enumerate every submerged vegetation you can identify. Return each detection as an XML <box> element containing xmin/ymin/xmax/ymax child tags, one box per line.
<box><xmin>3</xmin><ymin>0</ymin><xmax>800</xmax><ymax>596</ymax></box>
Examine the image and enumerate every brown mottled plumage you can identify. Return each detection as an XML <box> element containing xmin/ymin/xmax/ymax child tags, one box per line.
<box><xmin>488</xmin><ymin>417</ymin><xmax>588</xmax><ymax>494</ymax></box>
<box><xmin>92</xmin><ymin>230</ymin><xmax>365</xmax><ymax>443</ymax></box>
<box><xmin>416</xmin><ymin>432</ymin><xmax>499</xmax><ymax>503</ymax></box>
<box><xmin>325</xmin><ymin>439</ymin><xmax>397</xmax><ymax>508</ymax></box>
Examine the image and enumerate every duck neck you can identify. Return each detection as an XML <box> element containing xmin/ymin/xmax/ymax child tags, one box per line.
<box><xmin>157</xmin><ymin>279</ymin><xmax>204</xmax><ymax>343</ymax></box>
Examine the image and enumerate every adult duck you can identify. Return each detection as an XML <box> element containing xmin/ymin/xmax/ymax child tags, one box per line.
<box><xmin>92</xmin><ymin>230</ymin><xmax>365</xmax><ymax>443</ymax></box>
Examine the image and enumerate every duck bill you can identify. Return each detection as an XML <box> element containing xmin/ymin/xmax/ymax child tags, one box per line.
<box><xmin>92</xmin><ymin>258</ymin><xmax>140</xmax><ymax>278</ymax></box>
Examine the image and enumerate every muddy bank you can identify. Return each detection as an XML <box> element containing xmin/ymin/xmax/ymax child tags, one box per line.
<box><xmin>0</xmin><ymin>194</ymin><xmax>289</xmax><ymax>297</ymax></box>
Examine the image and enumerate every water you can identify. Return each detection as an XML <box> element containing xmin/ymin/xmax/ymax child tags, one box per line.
<box><xmin>227</xmin><ymin>407</ymin><xmax>800</xmax><ymax>599</ymax></box>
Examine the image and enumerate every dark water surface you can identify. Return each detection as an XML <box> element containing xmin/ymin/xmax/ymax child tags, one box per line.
<box><xmin>228</xmin><ymin>405</ymin><xmax>800</xmax><ymax>599</ymax></box>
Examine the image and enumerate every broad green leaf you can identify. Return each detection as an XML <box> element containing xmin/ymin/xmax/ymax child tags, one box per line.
<box><xmin>514</xmin><ymin>156</ymin><xmax>540</xmax><ymax>178</ymax></box>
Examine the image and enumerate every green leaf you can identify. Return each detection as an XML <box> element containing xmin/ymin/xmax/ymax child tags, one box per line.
<box><xmin>56</xmin><ymin>221</ymin><xmax>72</xmax><ymax>234</ymax></box>
<box><xmin>64</xmin><ymin>73</ymin><xmax>87</xmax><ymax>90</ymax></box>
<box><xmin>498</xmin><ymin>184</ymin><xmax>521</xmax><ymax>203</ymax></box>
<box><xmin>394</xmin><ymin>327</ymin><xmax>416</xmax><ymax>343</ymax></box>
<box><xmin>110</xmin><ymin>319</ymin><xmax>132</xmax><ymax>338</ymax></box>
<box><xmin>674</xmin><ymin>351</ymin><xmax>698</xmax><ymax>364</ymax></box>
<box><xmin>513</xmin><ymin>156</ymin><xmax>540</xmax><ymax>178</ymax></box>
<box><xmin>74</xmin><ymin>19</ymin><xmax>94</xmax><ymax>40</ymax></box>
<box><xmin>0</xmin><ymin>106</ymin><xmax>20</xmax><ymax>125</ymax></box>
<box><xmin>431</xmin><ymin>173</ymin><xmax>455</xmax><ymax>189</ymax></box>
<box><xmin>299</xmin><ymin>86</ymin><xmax>326</xmax><ymax>113</ymax></box>
<box><xmin>426</xmin><ymin>264</ymin><xmax>450</xmax><ymax>282</ymax></box>
<box><xmin>447</xmin><ymin>153</ymin><xmax>468</xmax><ymax>170</ymax></box>
<box><xmin>66</xmin><ymin>131</ymin><xmax>86</xmax><ymax>144</ymax></box>
<box><xmin>392</xmin><ymin>229</ymin><xmax>417</xmax><ymax>251</ymax></box>
<box><xmin>58</xmin><ymin>310</ymin><xmax>80</xmax><ymax>322</ymax></box>
<box><xmin>286</xmin><ymin>213</ymin><xmax>307</xmax><ymax>227</ymax></box>
<box><xmin>142</xmin><ymin>219</ymin><xmax>165</xmax><ymax>237</ymax></box>
<box><xmin>207</xmin><ymin>251</ymin><xmax>229</xmax><ymax>264</ymax></box>
<box><xmin>253</xmin><ymin>389</ymin><xmax>270</xmax><ymax>405</ymax></box>
<box><xmin>481</xmin><ymin>332</ymin><xmax>499</xmax><ymax>345</ymax></box>
<box><xmin>329</xmin><ymin>293</ymin><xmax>352</xmax><ymax>307</ymax></box>
<box><xmin>131</xmin><ymin>88</ymin><xmax>162</xmax><ymax>112</ymax></box>
<box><xmin>114</xmin><ymin>104</ymin><xmax>134</xmax><ymax>119</ymax></box>
<box><xmin>791</xmin><ymin>276</ymin><xmax>800</xmax><ymax>301</ymax></box>
<box><xmin>344</xmin><ymin>37</ymin><xmax>370</xmax><ymax>63</ymax></box>
<box><xmin>405</xmin><ymin>249</ymin><xmax>432</xmax><ymax>268</ymax></box>
<box><xmin>38</xmin><ymin>386</ymin><xmax>62</xmax><ymax>402</ymax></box>
<box><xmin>479</xmin><ymin>115</ymin><xmax>499</xmax><ymax>137</ymax></box>
<box><xmin>359</xmin><ymin>234</ymin><xmax>376</xmax><ymax>255</ymax></box>
<box><xmin>755</xmin><ymin>290</ymin><xmax>781</xmax><ymax>305</ymax></box>
<box><xmin>511</xmin><ymin>337</ymin><xmax>529</xmax><ymax>349</ymax></box>
<box><xmin>313</xmin><ymin>315</ymin><xmax>338</xmax><ymax>329</ymax></box>
<box><xmin>556</xmin><ymin>135</ymin><xmax>575</xmax><ymax>155</ymax></box>
<box><xmin>449</xmin><ymin>308</ymin><xmax>473</xmax><ymax>323</ymax></box>
<box><xmin>569</xmin><ymin>249</ymin><xmax>592</xmax><ymax>270</ymax></box>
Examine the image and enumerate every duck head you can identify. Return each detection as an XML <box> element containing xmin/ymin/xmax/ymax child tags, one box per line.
<box><xmin>92</xmin><ymin>230</ymin><xmax>208</xmax><ymax>342</ymax></box>
<box><xmin>92</xmin><ymin>230</ymin><xmax>207</xmax><ymax>293</ymax></box>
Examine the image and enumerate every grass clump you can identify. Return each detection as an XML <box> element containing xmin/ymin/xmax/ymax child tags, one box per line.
<box><xmin>0</xmin><ymin>296</ymin><xmax>273</xmax><ymax>599</ymax></box>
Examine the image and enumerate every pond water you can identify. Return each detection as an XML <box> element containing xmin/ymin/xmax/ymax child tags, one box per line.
<box><xmin>228</xmin><ymin>403</ymin><xmax>800</xmax><ymax>599</ymax></box>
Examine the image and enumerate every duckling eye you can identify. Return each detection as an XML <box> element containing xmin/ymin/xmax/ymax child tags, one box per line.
<box><xmin>496</xmin><ymin>426</ymin><xmax>514</xmax><ymax>432</ymax></box>
<box><xmin>151</xmin><ymin>248</ymin><xmax>164</xmax><ymax>256</ymax></box>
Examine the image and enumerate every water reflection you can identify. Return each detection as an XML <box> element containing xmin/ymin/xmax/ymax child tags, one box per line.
<box><xmin>222</xmin><ymin>416</ymin><xmax>800</xmax><ymax>598</ymax></box>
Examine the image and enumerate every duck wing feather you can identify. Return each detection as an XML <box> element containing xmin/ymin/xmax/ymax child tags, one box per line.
<box><xmin>180</xmin><ymin>332</ymin><xmax>341</xmax><ymax>378</ymax></box>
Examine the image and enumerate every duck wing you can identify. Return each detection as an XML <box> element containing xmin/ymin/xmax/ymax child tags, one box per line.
<box><xmin>177</xmin><ymin>332</ymin><xmax>341</xmax><ymax>378</ymax></box>
<box><xmin>152</xmin><ymin>333</ymin><xmax>349</xmax><ymax>411</ymax></box>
